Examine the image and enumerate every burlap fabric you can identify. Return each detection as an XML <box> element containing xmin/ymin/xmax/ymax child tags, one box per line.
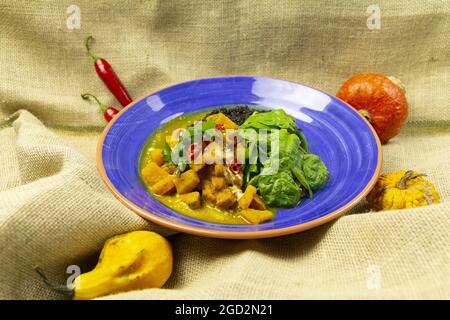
<box><xmin>0</xmin><ymin>1</ymin><xmax>449</xmax><ymax>299</ymax></box>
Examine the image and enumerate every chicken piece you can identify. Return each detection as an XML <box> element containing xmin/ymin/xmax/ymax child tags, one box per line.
<box><xmin>238</xmin><ymin>185</ymin><xmax>257</xmax><ymax>209</ymax></box>
<box><xmin>216</xmin><ymin>188</ymin><xmax>236</xmax><ymax>210</ymax></box>
<box><xmin>180</xmin><ymin>191</ymin><xmax>202</xmax><ymax>209</ymax></box>
<box><xmin>150</xmin><ymin>148</ymin><xmax>165</xmax><ymax>166</ymax></box>
<box><xmin>240</xmin><ymin>208</ymin><xmax>274</xmax><ymax>224</ymax></box>
<box><xmin>224</xmin><ymin>167</ymin><xmax>243</xmax><ymax>187</ymax></box>
<box><xmin>141</xmin><ymin>162</ymin><xmax>169</xmax><ymax>187</ymax></box>
<box><xmin>201</xmin><ymin>180</ymin><xmax>216</xmax><ymax>204</ymax></box>
<box><xmin>161</xmin><ymin>163</ymin><xmax>177</xmax><ymax>174</ymax></box>
<box><xmin>211</xmin><ymin>176</ymin><xmax>226</xmax><ymax>191</ymax></box>
<box><xmin>174</xmin><ymin>170</ymin><xmax>200</xmax><ymax>194</ymax></box>
<box><xmin>151</xmin><ymin>176</ymin><xmax>175</xmax><ymax>195</ymax></box>
<box><xmin>214</xmin><ymin>164</ymin><xmax>225</xmax><ymax>177</ymax></box>
<box><xmin>191</xmin><ymin>163</ymin><xmax>205</xmax><ymax>172</ymax></box>
<box><xmin>250</xmin><ymin>194</ymin><xmax>266</xmax><ymax>210</ymax></box>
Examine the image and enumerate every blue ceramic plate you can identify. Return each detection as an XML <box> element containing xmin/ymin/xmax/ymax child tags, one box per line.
<box><xmin>97</xmin><ymin>76</ymin><xmax>381</xmax><ymax>239</ymax></box>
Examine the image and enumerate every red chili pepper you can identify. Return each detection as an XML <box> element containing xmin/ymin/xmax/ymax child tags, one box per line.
<box><xmin>85</xmin><ymin>36</ymin><xmax>132</xmax><ymax>107</ymax></box>
<box><xmin>215</xmin><ymin>123</ymin><xmax>225</xmax><ymax>130</ymax></box>
<box><xmin>189</xmin><ymin>143</ymin><xmax>201</xmax><ymax>160</ymax></box>
<box><xmin>229</xmin><ymin>159</ymin><xmax>242</xmax><ymax>175</ymax></box>
<box><xmin>81</xmin><ymin>93</ymin><xmax>119</xmax><ymax>122</ymax></box>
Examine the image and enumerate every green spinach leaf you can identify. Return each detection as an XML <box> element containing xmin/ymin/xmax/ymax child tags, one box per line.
<box><xmin>240</xmin><ymin>109</ymin><xmax>308</xmax><ymax>150</ymax></box>
<box><xmin>251</xmin><ymin>171</ymin><xmax>301</xmax><ymax>207</ymax></box>
<box><xmin>302</xmin><ymin>153</ymin><xmax>329</xmax><ymax>191</ymax></box>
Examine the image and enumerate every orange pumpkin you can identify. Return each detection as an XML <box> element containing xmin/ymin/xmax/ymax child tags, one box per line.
<box><xmin>336</xmin><ymin>73</ymin><xmax>408</xmax><ymax>144</ymax></box>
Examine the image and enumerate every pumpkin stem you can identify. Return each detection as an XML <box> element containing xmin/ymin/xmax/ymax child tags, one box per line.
<box><xmin>358</xmin><ymin>109</ymin><xmax>373</xmax><ymax>123</ymax></box>
<box><xmin>396</xmin><ymin>170</ymin><xmax>427</xmax><ymax>190</ymax></box>
<box><xmin>34</xmin><ymin>266</ymin><xmax>74</xmax><ymax>296</ymax></box>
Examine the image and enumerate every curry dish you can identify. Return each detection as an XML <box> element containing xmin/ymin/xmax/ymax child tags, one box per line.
<box><xmin>140</xmin><ymin>105</ymin><xmax>329</xmax><ymax>224</ymax></box>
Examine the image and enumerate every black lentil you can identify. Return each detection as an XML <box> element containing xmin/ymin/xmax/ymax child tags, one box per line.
<box><xmin>203</xmin><ymin>105</ymin><xmax>266</xmax><ymax>126</ymax></box>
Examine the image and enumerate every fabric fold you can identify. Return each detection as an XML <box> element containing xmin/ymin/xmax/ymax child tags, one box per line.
<box><xmin>0</xmin><ymin>110</ymin><xmax>172</xmax><ymax>299</ymax></box>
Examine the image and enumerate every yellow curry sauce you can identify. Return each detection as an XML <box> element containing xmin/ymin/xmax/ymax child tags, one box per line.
<box><xmin>139</xmin><ymin>110</ymin><xmax>250</xmax><ymax>224</ymax></box>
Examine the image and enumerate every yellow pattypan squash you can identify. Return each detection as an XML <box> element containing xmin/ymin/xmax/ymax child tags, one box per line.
<box><xmin>36</xmin><ymin>231</ymin><xmax>173</xmax><ymax>300</ymax></box>
<box><xmin>367</xmin><ymin>170</ymin><xmax>440</xmax><ymax>211</ymax></box>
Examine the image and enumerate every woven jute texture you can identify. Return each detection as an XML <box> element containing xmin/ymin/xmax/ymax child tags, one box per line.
<box><xmin>0</xmin><ymin>1</ymin><xmax>449</xmax><ymax>299</ymax></box>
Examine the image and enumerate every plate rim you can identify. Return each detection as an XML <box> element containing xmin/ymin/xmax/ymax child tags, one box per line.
<box><xmin>96</xmin><ymin>76</ymin><xmax>382</xmax><ymax>239</ymax></box>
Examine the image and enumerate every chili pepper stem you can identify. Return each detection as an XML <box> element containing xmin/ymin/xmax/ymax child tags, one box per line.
<box><xmin>85</xmin><ymin>36</ymin><xmax>100</xmax><ymax>61</ymax></box>
<box><xmin>34</xmin><ymin>266</ymin><xmax>74</xmax><ymax>297</ymax></box>
<box><xmin>81</xmin><ymin>93</ymin><xmax>108</xmax><ymax>112</ymax></box>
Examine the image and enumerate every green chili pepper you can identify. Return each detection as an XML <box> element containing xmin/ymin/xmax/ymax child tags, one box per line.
<box><xmin>162</xmin><ymin>143</ymin><xmax>172</xmax><ymax>162</ymax></box>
